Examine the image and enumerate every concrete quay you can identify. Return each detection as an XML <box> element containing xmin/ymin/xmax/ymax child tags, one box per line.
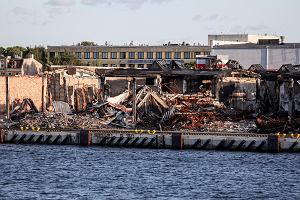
<box><xmin>0</xmin><ymin>129</ymin><xmax>299</xmax><ymax>153</ymax></box>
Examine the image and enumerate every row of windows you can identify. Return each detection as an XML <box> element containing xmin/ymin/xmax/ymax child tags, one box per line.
<box><xmin>71</xmin><ymin>51</ymin><xmax>209</xmax><ymax>60</ymax></box>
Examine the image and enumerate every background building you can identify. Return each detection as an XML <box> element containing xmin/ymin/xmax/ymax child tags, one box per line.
<box><xmin>212</xmin><ymin>43</ymin><xmax>300</xmax><ymax>70</ymax></box>
<box><xmin>0</xmin><ymin>55</ymin><xmax>43</xmax><ymax>76</ymax></box>
<box><xmin>48</xmin><ymin>44</ymin><xmax>211</xmax><ymax>68</ymax></box>
<box><xmin>208</xmin><ymin>34</ymin><xmax>281</xmax><ymax>47</ymax></box>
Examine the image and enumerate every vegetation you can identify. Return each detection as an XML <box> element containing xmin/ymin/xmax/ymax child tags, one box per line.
<box><xmin>78</xmin><ymin>41</ymin><xmax>97</xmax><ymax>46</ymax></box>
<box><xmin>0</xmin><ymin>41</ymin><xmax>98</xmax><ymax>69</ymax></box>
<box><xmin>184</xmin><ymin>62</ymin><xmax>196</xmax><ymax>69</ymax></box>
<box><xmin>0</xmin><ymin>46</ymin><xmax>49</xmax><ymax>70</ymax></box>
<box><xmin>51</xmin><ymin>52</ymin><xmax>82</xmax><ymax>66</ymax></box>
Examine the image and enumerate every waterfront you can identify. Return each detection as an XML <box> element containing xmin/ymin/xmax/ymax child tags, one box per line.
<box><xmin>0</xmin><ymin>145</ymin><xmax>299</xmax><ymax>199</ymax></box>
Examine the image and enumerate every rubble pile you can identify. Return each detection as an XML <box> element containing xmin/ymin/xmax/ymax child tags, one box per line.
<box><xmin>19</xmin><ymin>113</ymin><xmax>109</xmax><ymax>129</ymax></box>
<box><xmin>9</xmin><ymin>85</ymin><xmax>257</xmax><ymax>132</ymax></box>
<box><xmin>160</xmin><ymin>94</ymin><xmax>255</xmax><ymax>132</ymax></box>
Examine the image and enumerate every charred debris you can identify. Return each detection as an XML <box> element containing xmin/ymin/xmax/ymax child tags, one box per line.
<box><xmin>8</xmin><ymin>61</ymin><xmax>300</xmax><ymax>133</ymax></box>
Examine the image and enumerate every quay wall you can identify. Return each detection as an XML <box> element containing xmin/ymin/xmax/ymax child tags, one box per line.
<box><xmin>1</xmin><ymin>129</ymin><xmax>299</xmax><ymax>153</ymax></box>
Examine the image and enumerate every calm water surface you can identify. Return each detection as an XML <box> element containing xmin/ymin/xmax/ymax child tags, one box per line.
<box><xmin>0</xmin><ymin>144</ymin><xmax>299</xmax><ymax>200</ymax></box>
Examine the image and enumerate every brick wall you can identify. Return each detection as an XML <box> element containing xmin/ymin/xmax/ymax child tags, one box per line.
<box><xmin>0</xmin><ymin>76</ymin><xmax>45</xmax><ymax>113</ymax></box>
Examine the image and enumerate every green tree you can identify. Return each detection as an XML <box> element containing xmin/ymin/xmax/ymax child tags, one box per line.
<box><xmin>184</xmin><ymin>62</ymin><xmax>196</xmax><ymax>69</ymax></box>
<box><xmin>5</xmin><ymin>46</ymin><xmax>26</xmax><ymax>58</ymax></box>
<box><xmin>0</xmin><ymin>47</ymin><xmax>5</xmax><ymax>55</ymax></box>
<box><xmin>80</xmin><ymin>41</ymin><xmax>97</xmax><ymax>46</ymax></box>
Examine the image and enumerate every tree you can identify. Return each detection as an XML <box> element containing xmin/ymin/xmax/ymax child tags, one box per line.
<box><xmin>184</xmin><ymin>62</ymin><xmax>196</xmax><ymax>69</ymax></box>
<box><xmin>0</xmin><ymin>47</ymin><xmax>5</xmax><ymax>55</ymax></box>
<box><xmin>5</xmin><ymin>46</ymin><xmax>26</xmax><ymax>58</ymax></box>
<box><xmin>50</xmin><ymin>52</ymin><xmax>82</xmax><ymax>66</ymax></box>
<box><xmin>80</xmin><ymin>41</ymin><xmax>97</xmax><ymax>46</ymax></box>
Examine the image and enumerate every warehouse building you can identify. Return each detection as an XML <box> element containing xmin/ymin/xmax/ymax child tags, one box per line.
<box><xmin>212</xmin><ymin>43</ymin><xmax>300</xmax><ymax>70</ymax></box>
<box><xmin>208</xmin><ymin>34</ymin><xmax>281</xmax><ymax>47</ymax></box>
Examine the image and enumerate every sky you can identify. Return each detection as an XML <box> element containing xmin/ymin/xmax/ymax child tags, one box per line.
<box><xmin>0</xmin><ymin>0</ymin><xmax>299</xmax><ymax>47</ymax></box>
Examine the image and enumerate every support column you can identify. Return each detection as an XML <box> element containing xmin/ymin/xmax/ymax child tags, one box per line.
<box><xmin>215</xmin><ymin>78</ymin><xmax>221</xmax><ymax>101</ymax></box>
<box><xmin>183</xmin><ymin>79</ymin><xmax>187</xmax><ymax>94</ymax></box>
<box><xmin>267</xmin><ymin>134</ymin><xmax>280</xmax><ymax>153</ymax></box>
<box><xmin>6</xmin><ymin>76</ymin><xmax>10</xmax><ymax>120</ymax></box>
<box><xmin>256</xmin><ymin>78</ymin><xmax>261</xmax><ymax>114</ymax></box>
<box><xmin>79</xmin><ymin>130</ymin><xmax>91</xmax><ymax>146</ymax></box>
<box><xmin>156</xmin><ymin>75</ymin><xmax>162</xmax><ymax>94</ymax></box>
<box><xmin>172</xmin><ymin>133</ymin><xmax>183</xmax><ymax>150</ymax></box>
<box><xmin>274</xmin><ymin>79</ymin><xmax>280</xmax><ymax>112</ymax></box>
<box><xmin>42</xmin><ymin>74</ymin><xmax>46</xmax><ymax>112</ymax></box>
<box><xmin>132</xmin><ymin>77</ymin><xmax>137</xmax><ymax>124</ymax></box>
<box><xmin>288</xmin><ymin>78</ymin><xmax>295</xmax><ymax>124</ymax></box>
<box><xmin>100</xmin><ymin>75</ymin><xmax>106</xmax><ymax>100</ymax></box>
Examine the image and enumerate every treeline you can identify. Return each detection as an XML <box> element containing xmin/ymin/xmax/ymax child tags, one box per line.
<box><xmin>0</xmin><ymin>41</ymin><xmax>98</xmax><ymax>68</ymax></box>
<box><xmin>0</xmin><ymin>46</ymin><xmax>49</xmax><ymax>68</ymax></box>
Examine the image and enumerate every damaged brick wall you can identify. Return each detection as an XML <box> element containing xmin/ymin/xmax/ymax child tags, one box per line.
<box><xmin>0</xmin><ymin>76</ymin><xmax>45</xmax><ymax>113</ymax></box>
<box><xmin>47</xmin><ymin>73</ymin><xmax>100</xmax><ymax>112</ymax></box>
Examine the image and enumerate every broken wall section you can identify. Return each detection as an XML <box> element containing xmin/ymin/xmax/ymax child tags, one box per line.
<box><xmin>0</xmin><ymin>76</ymin><xmax>45</xmax><ymax>113</ymax></box>
<box><xmin>220</xmin><ymin>76</ymin><xmax>257</xmax><ymax>111</ymax></box>
<box><xmin>47</xmin><ymin>73</ymin><xmax>100</xmax><ymax>112</ymax></box>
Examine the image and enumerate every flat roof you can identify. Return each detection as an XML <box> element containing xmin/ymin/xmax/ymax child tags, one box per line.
<box><xmin>213</xmin><ymin>43</ymin><xmax>300</xmax><ymax>49</ymax></box>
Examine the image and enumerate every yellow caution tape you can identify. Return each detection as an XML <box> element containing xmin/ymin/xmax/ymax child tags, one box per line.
<box><xmin>135</xmin><ymin>129</ymin><xmax>144</xmax><ymax>134</ymax></box>
<box><xmin>148</xmin><ymin>130</ymin><xmax>156</xmax><ymax>135</ymax></box>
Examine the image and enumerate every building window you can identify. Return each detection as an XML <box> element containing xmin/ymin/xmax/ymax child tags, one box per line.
<box><xmin>204</xmin><ymin>51</ymin><xmax>210</xmax><ymax>55</ymax></box>
<box><xmin>195</xmin><ymin>52</ymin><xmax>202</xmax><ymax>56</ymax></box>
<box><xmin>111</xmin><ymin>64</ymin><xmax>117</xmax><ymax>67</ymax></box>
<box><xmin>120</xmin><ymin>64</ymin><xmax>126</xmax><ymax>68</ymax></box>
<box><xmin>147</xmin><ymin>52</ymin><xmax>153</xmax><ymax>59</ymax></box>
<box><xmin>138</xmin><ymin>64</ymin><xmax>144</xmax><ymax>68</ymax></box>
<box><xmin>156</xmin><ymin>52</ymin><xmax>162</xmax><ymax>59</ymax></box>
<box><xmin>129</xmin><ymin>52</ymin><xmax>135</xmax><ymax>59</ymax></box>
<box><xmin>84</xmin><ymin>52</ymin><xmax>90</xmax><ymax>59</ymax></box>
<box><xmin>49</xmin><ymin>52</ymin><xmax>56</xmax><ymax>59</ymax></box>
<box><xmin>174</xmin><ymin>52</ymin><xmax>181</xmax><ymax>59</ymax></box>
<box><xmin>184</xmin><ymin>52</ymin><xmax>191</xmax><ymax>59</ymax></box>
<box><xmin>146</xmin><ymin>64</ymin><xmax>152</xmax><ymax>68</ymax></box>
<box><xmin>129</xmin><ymin>64</ymin><xmax>135</xmax><ymax>68</ymax></box>
<box><xmin>93</xmin><ymin>52</ymin><xmax>99</xmax><ymax>59</ymax></box>
<box><xmin>0</xmin><ymin>60</ymin><xmax>4</xmax><ymax>68</ymax></box>
<box><xmin>102</xmin><ymin>52</ymin><xmax>108</xmax><ymax>59</ymax></box>
<box><xmin>120</xmin><ymin>52</ymin><xmax>126</xmax><ymax>59</ymax></box>
<box><xmin>75</xmin><ymin>52</ymin><xmax>82</xmax><ymax>59</ymax></box>
<box><xmin>165</xmin><ymin>52</ymin><xmax>172</xmax><ymax>59</ymax></box>
<box><xmin>111</xmin><ymin>52</ymin><xmax>117</xmax><ymax>59</ymax></box>
<box><xmin>138</xmin><ymin>52</ymin><xmax>144</xmax><ymax>59</ymax></box>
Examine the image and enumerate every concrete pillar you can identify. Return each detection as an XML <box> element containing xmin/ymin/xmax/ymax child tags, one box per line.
<box><xmin>256</xmin><ymin>78</ymin><xmax>261</xmax><ymax>114</ymax></box>
<box><xmin>172</xmin><ymin>133</ymin><xmax>183</xmax><ymax>150</ymax></box>
<box><xmin>0</xmin><ymin>129</ymin><xmax>5</xmax><ymax>143</ymax></box>
<box><xmin>79</xmin><ymin>130</ymin><xmax>91</xmax><ymax>146</ymax></box>
<box><xmin>215</xmin><ymin>78</ymin><xmax>222</xmax><ymax>101</ymax></box>
<box><xmin>288</xmin><ymin>78</ymin><xmax>295</xmax><ymax>123</ymax></box>
<box><xmin>183</xmin><ymin>79</ymin><xmax>187</xmax><ymax>94</ymax></box>
<box><xmin>132</xmin><ymin>77</ymin><xmax>137</xmax><ymax>124</ymax></box>
<box><xmin>100</xmin><ymin>75</ymin><xmax>106</xmax><ymax>100</ymax></box>
<box><xmin>267</xmin><ymin>134</ymin><xmax>280</xmax><ymax>153</ymax></box>
<box><xmin>156</xmin><ymin>75</ymin><xmax>162</xmax><ymax>94</ymax></box>
<box><xmin>274</xmin><ymin>80</ymin><xmax>280</xmax><ymax>112</ymax></box>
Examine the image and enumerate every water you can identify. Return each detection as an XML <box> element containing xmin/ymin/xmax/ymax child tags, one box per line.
<box><xmin>0</xmin><ymin>145</ymin><xmax>299</xmax><ymax>200</ymax></box>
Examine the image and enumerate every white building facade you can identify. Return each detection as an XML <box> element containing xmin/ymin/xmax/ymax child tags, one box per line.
<box><xmin>212</xmin><ymin>43</ymin><xmax>300</xmax><ymax>70</ymax></box>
